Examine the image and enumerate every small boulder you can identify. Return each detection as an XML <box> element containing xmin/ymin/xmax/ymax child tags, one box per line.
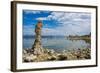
<box><xmin>23</xmin><ymin>54</ymin><xmax>37</xmax><ymax>62</ymax></box>
<box><xmin>57</xmin><ymin>54</ymin><xmax>67</xmax><ymax>60</ymax></box>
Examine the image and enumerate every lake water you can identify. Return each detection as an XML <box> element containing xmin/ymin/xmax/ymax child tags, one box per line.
<box><xmin>23</xmin><ymin>36</ymin><xmax>91</xmax><ymax>52</ymax></box>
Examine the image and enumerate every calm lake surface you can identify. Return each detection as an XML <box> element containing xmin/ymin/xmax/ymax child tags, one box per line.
<box><xmin>23</xmin><ymin>36</ymin><xmax>91</xmax><ymax>52</ymax></box>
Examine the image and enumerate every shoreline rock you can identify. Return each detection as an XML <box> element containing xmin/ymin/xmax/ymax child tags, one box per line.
<box><xmin>23</xmin><ymin>48</ymin><xmax>91</xmax><ymax>62</ymax></box>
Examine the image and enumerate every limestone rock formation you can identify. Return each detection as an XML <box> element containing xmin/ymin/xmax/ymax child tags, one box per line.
<box><xmin>31</xmin><ymin>20</ymin><xmax>44</xmax><ymax>55</ymax></box>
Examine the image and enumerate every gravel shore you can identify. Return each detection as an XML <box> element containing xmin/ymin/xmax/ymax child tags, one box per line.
<box><xmin>23</xmin><ymin>48</ymin><xmax>91</xmax><ymax>62</ymax></box>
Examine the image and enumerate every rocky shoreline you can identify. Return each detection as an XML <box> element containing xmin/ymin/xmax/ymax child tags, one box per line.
<box><xmin>23</xmin><ymin>48</ymin><xmax>91</xmax><ymax>62</ymax></box>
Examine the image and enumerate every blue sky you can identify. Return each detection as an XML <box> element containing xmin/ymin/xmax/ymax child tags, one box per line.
<box><xmin>23</xmin><ymin>10</ymin><xmax>91</xmax><ymax>36</ymax></box>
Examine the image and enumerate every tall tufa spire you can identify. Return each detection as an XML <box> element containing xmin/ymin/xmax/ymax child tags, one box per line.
<box><xmin>31</xmin><ymin>20</ymin><xmax>44</xmax><ymax>55</ymax></box>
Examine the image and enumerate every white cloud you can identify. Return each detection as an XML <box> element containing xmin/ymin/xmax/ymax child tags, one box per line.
<box><xmin>35</xmin><ymin>12</ymin><xmax>66</xmax><ymax>21</ymax></box>
<box><xmin>24</xmin><ymin>11</ymin><xmax>91</xmax><ymax>36</ymax></box>
<box><xmin>42</xmin><ymin>28</ymin><xmax>65</xmax><ymax>36</ymax></box>
<box><xmin>39</xmin><ymin>12</ymin><xmax>91</xmax><ymax>36</ymax></box>
<box><xmin>23</xmin><ymin>25</ymin><xmax>35</xmax><ymax>36</ymax></box>
<box><xmin>24</xmin><ymin>10</ymin><xmax>41</xmax><ymax>14</ymax></box>
<box><xmin>36</xmin><ymin>17</ymin><xmax>47</xmax><ymax>21</ymax></box>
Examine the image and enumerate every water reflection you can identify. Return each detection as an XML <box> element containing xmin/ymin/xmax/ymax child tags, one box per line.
<box><xmin>23</xmin><ymin>36</ymin><xmax>91</xmax><ymax>53</ymax></box>
<box><xmin>68</xmin><ymin>38</ymin><xmax>91</xmax><ymax>44</ymax></box>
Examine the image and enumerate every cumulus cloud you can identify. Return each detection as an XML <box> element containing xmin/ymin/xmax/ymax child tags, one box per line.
<box><xmin>24</xmin><ymin>11</ymin><xmax>91</xmax><ymax>36</ymax></box>
<box><xmin>36</xmin><ymin>17</ymin><xmax>47</xmax><ymax>21</ymax></box>
<box><xmin>37</xmin><ymin>12</ymin><xmax>91</xmax><ymax>36</ymax></box>
<box><xmin>36</xmin><ymin>12</ymin><xmax>66</xmax><ymax>21</ymax></box>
